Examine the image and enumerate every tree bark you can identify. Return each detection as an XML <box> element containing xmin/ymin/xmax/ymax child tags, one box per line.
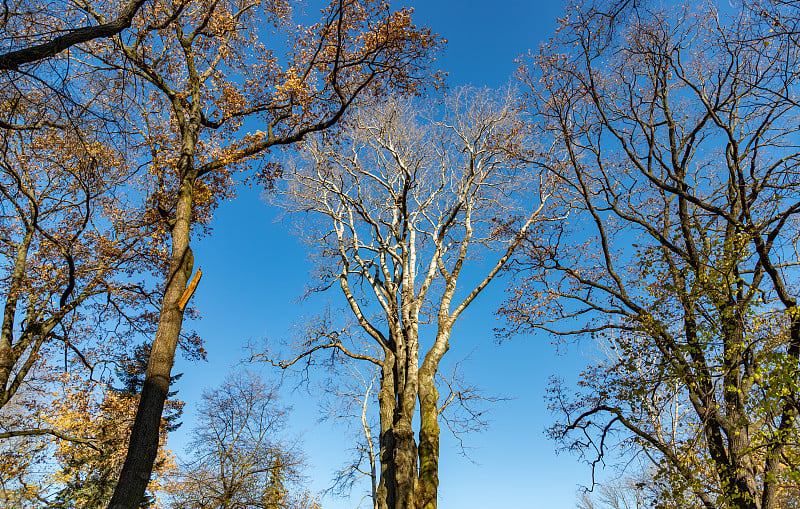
<box><xmin>416</xmin><ymin>368</ymin><xmax>440</xmax><ymax>509</ymax></box>
<box><xmin>377</xmin><ymin>357</ymin><xmax>397</xmax><ymax>509</ymax></box>
<box><xmin>393</xmin><ymin>420</ymin><xmax>418</xmax><ymax>509</ymax></box>
<box><xmin>108</xmin><ymin>173</ymin><xmax>196</xmax><ymax>508</ymax></box>
<box><xmin>0</xmin><ymin>0</ymin><xmax>148</xmax><ymax>70</ymax></box>
<box><xmin>376</xmin><ymin>347</ymin><xmax>423</xmax><ymax>509</ymax></box>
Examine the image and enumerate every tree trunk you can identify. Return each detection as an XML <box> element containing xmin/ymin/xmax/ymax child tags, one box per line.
<box><xmin>392</xmin><ymin>420</ymin><xmax>418</xmax><ymax>509</ymax></box>
<box><xmin>0</xmin><ymin>229</ymin><xmax>33</xmax><ymax>405</ymax></box>
<box><xmin>376</xmin><ymin>348</ymin><xmax>422</xmax><ymax>509</ymax></box>
<box><xmin>416</xmin><ymin>368</ymin><xmax>439</xmax><ymax>509</ymax></box>
<box><xmin>377</xmin><ymin>356</ymin><xmax>397</xmax><ymax>509</ymax></box>
<box><xmin>719</xmin><ymin>299</ymin><xmax>760</xmax><ymax>509</ymax></box>
<box><xmin>108</xmin><ymin>174</ymin><xmax>195</xmax><ymax>508</ymax></box>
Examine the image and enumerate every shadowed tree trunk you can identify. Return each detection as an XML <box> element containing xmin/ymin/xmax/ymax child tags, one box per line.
<box><xmin>110</xmin><ymin>168</ymin><xmax>196</xmax><ymax>507</ymax></box>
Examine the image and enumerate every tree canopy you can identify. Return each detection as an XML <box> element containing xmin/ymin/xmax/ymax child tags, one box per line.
<box><xmin>1</xmin><ymin>1</ymin><xmax>800</xmax><ymax>509</ymax></box>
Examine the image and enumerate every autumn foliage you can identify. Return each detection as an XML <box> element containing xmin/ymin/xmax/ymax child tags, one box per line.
<box><xmin>3</xmin><ymin>0</ymin><xmax>800</xmax><ymax>508</ymax></box>
<box><xmin>1</xmin><ymin>0</ymin><xmax>441</xmax><ymax>507</ymax></box>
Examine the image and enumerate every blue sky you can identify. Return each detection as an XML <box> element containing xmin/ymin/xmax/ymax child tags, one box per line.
<box><xmin>172</xmin><ymin>2</ymin><xmax>598</xmax><ymax>508</ymax></box>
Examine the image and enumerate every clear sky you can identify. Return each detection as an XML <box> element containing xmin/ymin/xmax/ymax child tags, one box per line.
<box><xmin>171</xmin><ymin>2</ymin><xmax>599</xmax><ymax>508</ymax></box>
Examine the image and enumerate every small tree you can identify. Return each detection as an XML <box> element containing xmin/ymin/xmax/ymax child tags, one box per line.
<box><xmin>164</xmin><ymin>370</ymin><xmax>316</xmax><ymax>509</ymax></box>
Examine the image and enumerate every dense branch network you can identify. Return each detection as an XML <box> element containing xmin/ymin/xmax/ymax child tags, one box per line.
<box><xmin>506</xmin><ymin>4</ymin><xmax>800</xmax><ymax>508</ymax></box>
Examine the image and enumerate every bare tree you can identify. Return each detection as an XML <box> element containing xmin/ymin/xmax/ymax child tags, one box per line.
<box><xmin>506</xmin><ymin>2</ymin><xmax>800</xmax><ymax>508</ymax></box>
<box><xmin>268</xmin><ymin>88</ymin><xmax>556</xmax><ymax>509</ymax></box>
<box><xmin>321</xmin><ymin>361</ymin><xmax>380</xmax><ymax>509</ymax></box>
<box><xmin>163</xmin><ymin>370</ymin><xmax>316</xmax><ymax>509</ymax></box>
<box><xmin>575</xmin><ymin>473</ymin><xmax>657</xmax><ymax>509</ymax></box>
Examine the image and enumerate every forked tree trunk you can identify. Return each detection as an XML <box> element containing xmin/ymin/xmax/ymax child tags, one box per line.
<box><xmin>375</xmin><ymin>351</ymin><xmax>445</xmax><ymax>509</ymax></box>
<box><xmin>376</xmin><ymin>350</ymin><xmax>424</xmax><ymax>509</ymax></box>
<box><xmin>108</xmin><ymin>172</ymin><xmax>196</xmax><ymax>508</ymax></box>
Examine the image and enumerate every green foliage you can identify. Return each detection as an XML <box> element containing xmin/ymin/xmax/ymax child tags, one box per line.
<box><xmin>48</xmin><ymin>343</ymin><xmax>183</xmax><ymax>507</ymax></box>
<box><xmin>116</xmin><ymin>342</ymin><xmax>184</xmax><ymax>432</ymax></box>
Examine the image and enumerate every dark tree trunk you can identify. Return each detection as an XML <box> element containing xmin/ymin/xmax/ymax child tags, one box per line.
<box><xmin>377</xmin><ymin>358</ymin><xmax>398</xmax><ymax>509</ymax></box>
<box><xmin>376</xmin><ymin>349</ymin><xmax>422</xmax><ymax>509</ymax></box>
<box><xmin>392</xmin><ymin>421</ymin><xmax>418</xmax><ymax>509</ymax></box>
<box><xmin>108</xmin><ymin>174</ymin><xmax>195</xmax><ymax>508</ymax></box>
